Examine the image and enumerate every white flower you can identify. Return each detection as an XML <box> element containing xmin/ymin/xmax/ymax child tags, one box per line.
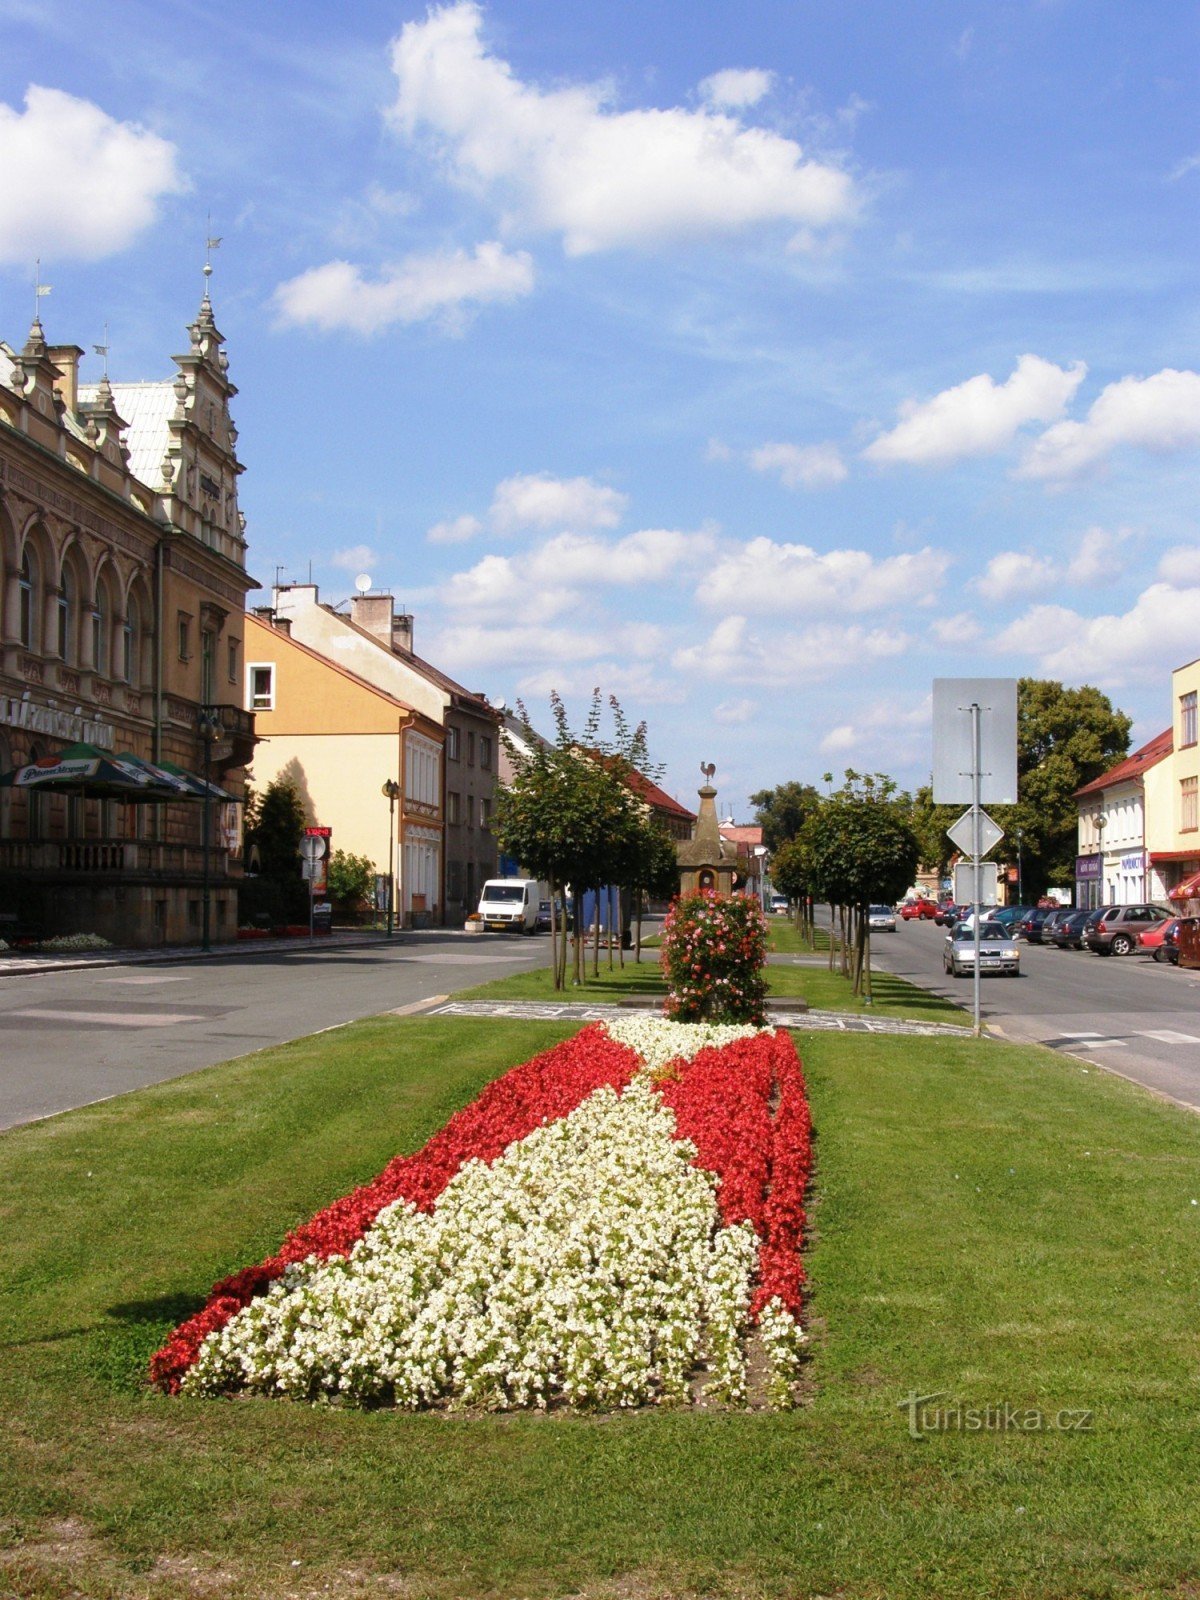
<box><xmin>603</xmin><ymin>1016</ymin><xmax>766</xmax><ymax>1077</ymax></box>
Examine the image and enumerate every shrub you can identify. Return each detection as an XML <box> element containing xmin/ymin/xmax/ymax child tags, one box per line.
<box><xmin>659</xmin><ymin>891</ymin><xmax>768</xmax><ymax>1025</ymax></box>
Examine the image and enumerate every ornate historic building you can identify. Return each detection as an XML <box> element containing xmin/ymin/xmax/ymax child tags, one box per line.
<box><xmin>0</xmin><ymin>288</ymin><xmax>256</xmax><ymax>945</ymax></box>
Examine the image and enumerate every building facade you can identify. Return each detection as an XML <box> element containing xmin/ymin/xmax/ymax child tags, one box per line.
<box><xmin>262</xmin><ymin>584</ymin><xmax>499</xmax><ymax>923</ymax></box>
<box><xmin>244</xmin><ymin>610</ymin><xmax>443</xmax><ymax>923</ymax></box>
<box><xmin>0</xmin><ymin>293</ymin><xmax>255</xmax><ymax>946</ymax></box>
<box><xmin>1149</xmin><ymin>656</ymin><xmax>1200</xmax><ymax>905</ymax></box>
<box><xmin>1073</xmin><ymin>730</ymin><xmax>1172</xmax><ymax>908</ymax></box>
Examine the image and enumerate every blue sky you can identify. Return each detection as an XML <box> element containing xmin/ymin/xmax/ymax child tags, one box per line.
<box><xmin>2</xmin><ymin>0</ymin><xmax>1198</xmax><ymax>817</ymax></box>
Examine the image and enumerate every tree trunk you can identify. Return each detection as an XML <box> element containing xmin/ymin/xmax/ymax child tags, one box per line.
<box><xmin>634</xmin><ymin>890</ymin><xmax>643</xmax><ymax>964</ymax></box>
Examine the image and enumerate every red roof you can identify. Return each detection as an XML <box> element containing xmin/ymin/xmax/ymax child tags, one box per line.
<box><xmin>1074</xmin><ymin>728</ymin><xmax>1173</xmax><ymax>799</ymax></box>
<box><xmin>626</xmin><ymin>767</ymin><xmax>696</xmax><ymax>822</ymax></box>
<box><xmin>720</xmin><ymin>824</ymin><xmax>763</xmax><ymax>847</ymax></box>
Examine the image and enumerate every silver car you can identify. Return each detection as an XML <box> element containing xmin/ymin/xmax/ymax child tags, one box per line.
<box><xmin>868</xmin><ymin>904</ymin><xmax>897</xmax><ymax>932</ymax></box>
<box><xmin>943</xmin><ymin>920</ymin><xmax>1021</xmax><ymax>977</ymax></box>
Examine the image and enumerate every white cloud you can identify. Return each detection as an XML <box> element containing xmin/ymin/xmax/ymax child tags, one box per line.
<box><xmin>863</xmin><ymin>354</ymin><xmax>1086</xmax><ymax>467</ymax></box>
<box><xmin>749</xmin><ymin>440</ymin><xmax>848</xmax><ymax>490</ymax></box>
<box><xmin>696</xmin><ymin>536</ymin><xmax>949</xmax><ymax>614</ymax></box>
<box><xmin>972</xmin><ymin>550</ymin><xmax>1058</xmax><ymax>603</ymax></box>
<box><xmin>528</xmin><ymin>527</ymin><xmax>712</xmax><ymax>585</ymax></box>
<box><xmin>818</xmin><ymin>724</ymin><xmax>858</xmax><ymax>756</ymax></box>
<box><xmin>971</xmin><ymin>526</ymin><xmax>1125</xmax><ymax>601</ymax></box>
<box><xmin>1167</xmin><ymin>153</ymin><xmax>1200</xmax><ymax>182</ymax></box>
<box><xmin>994</xmin><ymin>583</ymin><xmax>1200</xmax><ymax>683</ymax></box>
<box><xmin>698</xmin><ymin>69</ymin><xmax>774</xmax><ymax>110</ymax></box>
<box><xmin>439</xmin><ymin>553</ymin><xmax>576</xmax><ymax>618</ymax></box>
<box><xmin>1158</xmin><ymin>545</ymin><xmax>1200</xmax><ymax>585</ymax></box>
<box><xmin>434</xmin><ymin>620</ymin><xmax>587</xmax><ymax>671</ymax></box>
<box><xmin>330</xmin><ymin>544</ymin><xmax>378</xmax><ymax>573</ymax></box>
<box><xmin>930</xmin><ymin>610</ymin><xmax>984</xmax><ymax>647</ymax></box>
<box><xmin>489</xmin><ymin>472</ymin><xmax>627</xmax><ymax>534</ymax></box>
<box><xmin>427</xmin><ymin>513</ymin><xmax>483</xmax><ymax>545</ymax></box>
<box><xmin>273</xmin><ymin>241</ymin><xmax>534</xmax><ymax>335</ymax></box>
<box><xmin>388</xmin><ymin>2</ymin><xmax>858</xmax><ymax>254</ymax></box>
<box><xmin>816</xmin><ymin>696</ymin><xmax>932</xmax><ymax>762</ymax></box>
<box><xmin>1019</xmin><ymin>368</ymin><xmax>1200</xmax><ymax>480</ymax></box>
<box><xmin>673</xmin><ymin>614</ymin><xmax>910</xmax><ymax>684</ymax></box>
<box><xmin>713</xmin><ymin>697</ymin><xmax>758</xmax><ymax>725</ymax></box>
<box><xmin>0</xmin><ymin>85</ymin><xmax>183</xmax><ymax>265</ymax></box>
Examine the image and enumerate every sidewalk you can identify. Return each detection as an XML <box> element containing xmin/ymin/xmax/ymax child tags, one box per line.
<box><xmin>0</xmin><ymin>926</ymin><xmax>402</xmax><ymax>980</ymax></box>
<box><xmin>427</xmin><ymin>997</ymin><xmax>973</xmax><ymax>1037</ymax></box>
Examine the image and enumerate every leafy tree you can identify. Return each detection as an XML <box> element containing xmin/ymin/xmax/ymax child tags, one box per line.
<box><xmin>750</xmin><ymin>780</ymin><xmax>823</xmax><ymax>852</ymax></box>
<box><xmin>800</xmin><ymin>771</ymin><xmax>920</xmax><ymax>996</ymax></box>
<box><xmin>769</xmin><ymin>835</ymin><xmax>815</xmax><ymax>943</ymax></box>
<box><xmin>494</xmin><ymin>691</ymin><xmax>652</xmax><ymax>988</ymax></box>
<box><xmin>991</xmin><ymin>679</ymin><xmax>1131</xmax><ymax>897</ymax></box>
<box><xmin>327</xmin><ymin>849</ymin><xmax>376</xmax><ymax>916</ymax></box>
<box><xmin>906</xmin><ymin>783</ymin><xmax>961</xmax><ymax>890</ymax></box>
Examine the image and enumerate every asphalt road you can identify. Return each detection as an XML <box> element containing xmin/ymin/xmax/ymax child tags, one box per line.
<box><xmin>869</xmin><ymin>916</ymin><xmax>1200</xmax><ymax>1112</ymax></box>
<box><xmin>0</xmin><ymin>931</ymin><xmax>549</xmax><ymax>1131</ymax></box>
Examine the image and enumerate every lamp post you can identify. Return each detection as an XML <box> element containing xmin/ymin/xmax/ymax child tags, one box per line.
<box><xmin>197</xmin><ymin>705</ymin><xmax>223</xmax><ymax>952</ymax></box>
<box><xmin>382</xmin><ymin>779</ymin><xmax>401</xmax><ymax>935</ymax></box>
<box><xmin>1092</xmin><ymin>811</ymin><xmax>1107</xmax><ymax>910</ymax></box>
<box><xmin>753</xmin><ymin>844</ymin><xmax>769</xmax><ymax>916</ymax></box>
<box><xmin>1015</xmin><ymin>827</ymin><xmax>1024</xmax><ymax>904</ymax></box>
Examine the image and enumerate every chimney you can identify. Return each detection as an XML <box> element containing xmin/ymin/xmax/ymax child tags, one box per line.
<box><xmin>48</xmin><ymin>345</ymin><xmax>84</xmax><ymax>415</ymax></box>
<box><xmin>349</xmin><ymin>593</ymin><xmax>395</xmax><ymax>647</ymax></box>
<box><xmin>392</xmin><ymin>612</ymin><xmax>414</xmax><ymax>655</ymax></box>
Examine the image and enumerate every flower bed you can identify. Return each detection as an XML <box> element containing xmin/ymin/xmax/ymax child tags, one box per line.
<box><xmin>153</xmin><ymin>1021</ymin><xmax>812</xmax><ymax>1409</ymax></box>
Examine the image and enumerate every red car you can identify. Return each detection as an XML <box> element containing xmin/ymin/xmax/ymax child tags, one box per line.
<box><xmin>900</xmin><ymin>898</ymin><xmax>939</xmax><ymax>921</ymax></box>
<box><xmin>1139</xmin><ymin>918</ymin><xmax>1180</xmax><ymax>962</ymax></box>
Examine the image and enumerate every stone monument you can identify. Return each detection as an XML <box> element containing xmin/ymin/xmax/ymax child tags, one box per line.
<box><xmin>675</xmin><ymin>762</ymin><xmax>738</xmax><ymax>895</ymax></box>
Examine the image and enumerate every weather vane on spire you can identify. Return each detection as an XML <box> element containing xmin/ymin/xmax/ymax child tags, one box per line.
<box><xmin>33</xmin><ymin>258</ymin><xmax>51</xmax><ymax>322</ymax></box>
<box><xmin>204</xmin><ymin>217</ymin><xmax>222</xmax><ymax>292</ymax></box>
<box><xmin>92</xmin><ymin>323</ymin><xmax>110</xmax><ymax>380</ymax></box>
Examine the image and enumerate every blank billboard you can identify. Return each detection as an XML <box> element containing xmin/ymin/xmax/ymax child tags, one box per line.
<box><xmin>932</xmin><ymin>678</ymin><xmax>1018</xmax><ymax>805</ymax></box>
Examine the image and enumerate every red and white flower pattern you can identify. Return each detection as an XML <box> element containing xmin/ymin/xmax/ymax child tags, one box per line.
<box><xmin>152</xmin><ymin>1020</ymin><xmax>812</xmax><ymax>1410</ymax></box>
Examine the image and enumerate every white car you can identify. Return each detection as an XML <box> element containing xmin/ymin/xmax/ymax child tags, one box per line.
<box><xmin>868</xmin><ymin>904</ymin><xmax>897</xmax><ymax>932</ymax></box>
<box><xmin>769</xmin><ymin>894</ymin><xmax>789</xmax><ymax>915</ymax></box>
<box><xmin>942</xmin><ymin>920</ymin><xmax>1020</xmax><ymax>977</ymax></box>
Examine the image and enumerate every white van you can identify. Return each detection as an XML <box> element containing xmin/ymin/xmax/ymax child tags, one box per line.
<box><xmin>477</xmin><ymin>878</ymin><xmax>541</xmax><ymax>933</ymax></box>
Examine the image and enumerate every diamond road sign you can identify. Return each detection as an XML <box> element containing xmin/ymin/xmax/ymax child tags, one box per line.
<box><xmin>946</xmin><ymin>807</ymin><xmax>1004</xmax><ymax>858</ymax></box>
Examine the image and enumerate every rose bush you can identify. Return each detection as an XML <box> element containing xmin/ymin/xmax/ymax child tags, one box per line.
<box><xmin>659</xmin><ymin>892</ymin><xmax>768</xmax><ymax>1024</ymax></box>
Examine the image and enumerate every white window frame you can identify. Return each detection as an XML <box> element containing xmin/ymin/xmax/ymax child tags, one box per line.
<box><xmin>246</xmin><ymin>661</ymin><xmax>276</xmax><ymax>712</ymax></box>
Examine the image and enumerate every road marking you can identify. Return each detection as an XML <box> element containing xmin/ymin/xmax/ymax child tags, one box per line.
<box><xmin>1139</xmin><ymin>1029</ymin><xmax>1200</xmax><ymax>1045</ymax></box>
<box><xmin>9</xmin><ymin>1008</ymin><xmax>209</xmax><ymax>1028</ymax></box>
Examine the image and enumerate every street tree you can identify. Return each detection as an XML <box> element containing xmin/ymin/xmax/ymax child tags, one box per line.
<box><xmin>800</xmin><ymin>771</ymin><xmax>920</xmax><ymax>996</ymax></box>
<box><xmin>992</xmin><ymin>679</ymin><xmax>1132</xmax><ymax>897</ymax></box>
<box><xmin>750</xmin><ymin>780</ymin><xmax>823</xmax><ymax>852</ymax></box>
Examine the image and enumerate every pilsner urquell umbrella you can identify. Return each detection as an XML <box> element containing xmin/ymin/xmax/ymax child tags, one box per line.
<box><xmin>0</xmin><ymin>742</ymin><xmax>180</xmax><ymax>801</ymax></box>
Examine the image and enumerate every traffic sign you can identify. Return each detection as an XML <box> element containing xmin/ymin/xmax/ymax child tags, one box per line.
<box><xmin>299</xmin><ymin>835</ymin><xmax>325</xmax><ymax>863</ymax></box>
<box><xmin>947</xmin><ymin>806</ymin><xmax>1003</xmax><ymax>858</ymax></box>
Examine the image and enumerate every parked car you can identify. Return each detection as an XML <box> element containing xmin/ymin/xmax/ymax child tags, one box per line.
<box><xmin>900</xmin><ymin>898</ymin><xmax>939</xmax><ymax>920</ymax></box>
<box><xmin>534</xmin><ymin>898</ymin><xmax>566</xmax><ymax>934</ymax></box>
<box><xmin>1037</xmin><ymin>906</ymin><xmax>1076</xmax><ymax>943</ymax></box>
<box><xmin>476</xmin><ymin>878</ymin><xmax>541</xmax><ymax>932</ymax></box>
<box><xmin>1161</xmin><ymin>918</ymin><xmax>1195</xmax><ymax>965</ymax></box>
<box><xmin>1049</xmin><ymin>907</ymin><xmax>1103</xmax><ymax>949</ymax></box>
<box><xmin>1015</xmin><ymin>907</ymin><xmax>1056</xmax><ymax>941</ymax></box>
<box><xmin>769</xmin><ymin>894</ymin><xmax>789</xmax><ymax>915</ymax></box>
<box><xmin>868</xmin><ymin>904</ymin><xmax>897</xmax><ymax>933</ymax></box>
<box><xmin>933</xmin><ymin>902</ymin><xmax>958</xmax><ymax>926</ymax></box>
<box><xmin>1145</xmin><ymin>915</ymin><xmax>1184</xmax><ymax>960</ymax></box>
<box><xmin>990</xmin><ymin>904</ymin><xmax>1035</xmax><ymax>931</ymax></box>
<box><xmin>1084</xmin><ymin>903</ymin><xmax>1173</xmax><ymax>957</ymax></box>
<box><xmin>942</xmin><ymin>920</ymin><xmax>1021</xmax><ymax>977</ymax></box>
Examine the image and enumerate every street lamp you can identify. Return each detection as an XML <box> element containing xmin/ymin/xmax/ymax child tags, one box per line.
<box><xmin>1015</xmin><ymin>827</ymin><xmax>1024</xmax><ymax>904</ymax></box>
<box><xmin>1092</xmin><ymin>811</ymin><xmax>1107</xmax><ymax>909</ymax></box>
<box><xmin>382</xmin><ymin>779</ymin><xmax>401</xmax><ymax>935</ymax></box>
<box><xmin>753</xmin><ymin>844</ymin><xmax>769</xmax><ymax>916</ymax></box>
<box><xmin>197</xmin><ymin>705</ymin><xmax>223</xmax><ymax>952</ymax></box>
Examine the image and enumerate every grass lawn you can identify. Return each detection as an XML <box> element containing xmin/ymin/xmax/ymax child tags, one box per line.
<box><xmin>2</xmin><ymin>1009</ymin><xmax>1199</xmax><ymax>1598</ymax></box>
<box><xmin>458</xmin><ymin>929</ymin><xmax>966</xmax><ymax>1026</ymax></box>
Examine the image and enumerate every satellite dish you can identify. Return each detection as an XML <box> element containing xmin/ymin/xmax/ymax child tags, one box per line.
<box><xmin>354</xmin><ymin>573</ymin><xmax>372</xmax><ymax>594</ymax></box>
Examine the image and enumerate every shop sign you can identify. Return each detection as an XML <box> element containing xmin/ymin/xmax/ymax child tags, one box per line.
<box><xmin>0</xmin><ymin>695</ymin><xmax>114</xmax><ymax>749</ymax></box>
<box><xmin>1075</xmin><ymin>855</ymin><xmax>1102</xmax><ymax>879</ymax></box>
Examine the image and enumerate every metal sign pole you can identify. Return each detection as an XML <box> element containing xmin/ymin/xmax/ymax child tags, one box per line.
<box><xmin>972</xmin><ymin>701</ymin><xmax>982</xmax><ymax>1037</ymax></box>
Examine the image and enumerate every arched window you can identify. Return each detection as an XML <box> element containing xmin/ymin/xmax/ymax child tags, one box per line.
<box><xmin>123</xmin><ymin>591</ymin><xmax>140</xmax><ymax>684</ymax></box>
<box><xmin>18</xmin><ymin>546</ymin><xmax>38</xmax><ymax>650</ymax></box>
<box><xmin>56</xmin><ymin>562</ymin><xmax>79</xmax><ymax>663</ymax></box>
<box><xmin>92</xmin><ymin>575</ymin><xmax>112</xmax><ymax>676</ymax></box>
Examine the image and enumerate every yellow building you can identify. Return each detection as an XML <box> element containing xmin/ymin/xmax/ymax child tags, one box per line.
<box><xmin>244</xmin><ymin>611</ymin><xmax>445</xmax><ymax>925</ymax></box>
<box><xmin>0</xmin><ymin>291</ymin><xmax>256</xmax><ymax>946</ymax></box>
<box><xmin>1149</xmin><ymin>655</ymin><xmax>1200</xmax><ymax>902</ymax></box>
